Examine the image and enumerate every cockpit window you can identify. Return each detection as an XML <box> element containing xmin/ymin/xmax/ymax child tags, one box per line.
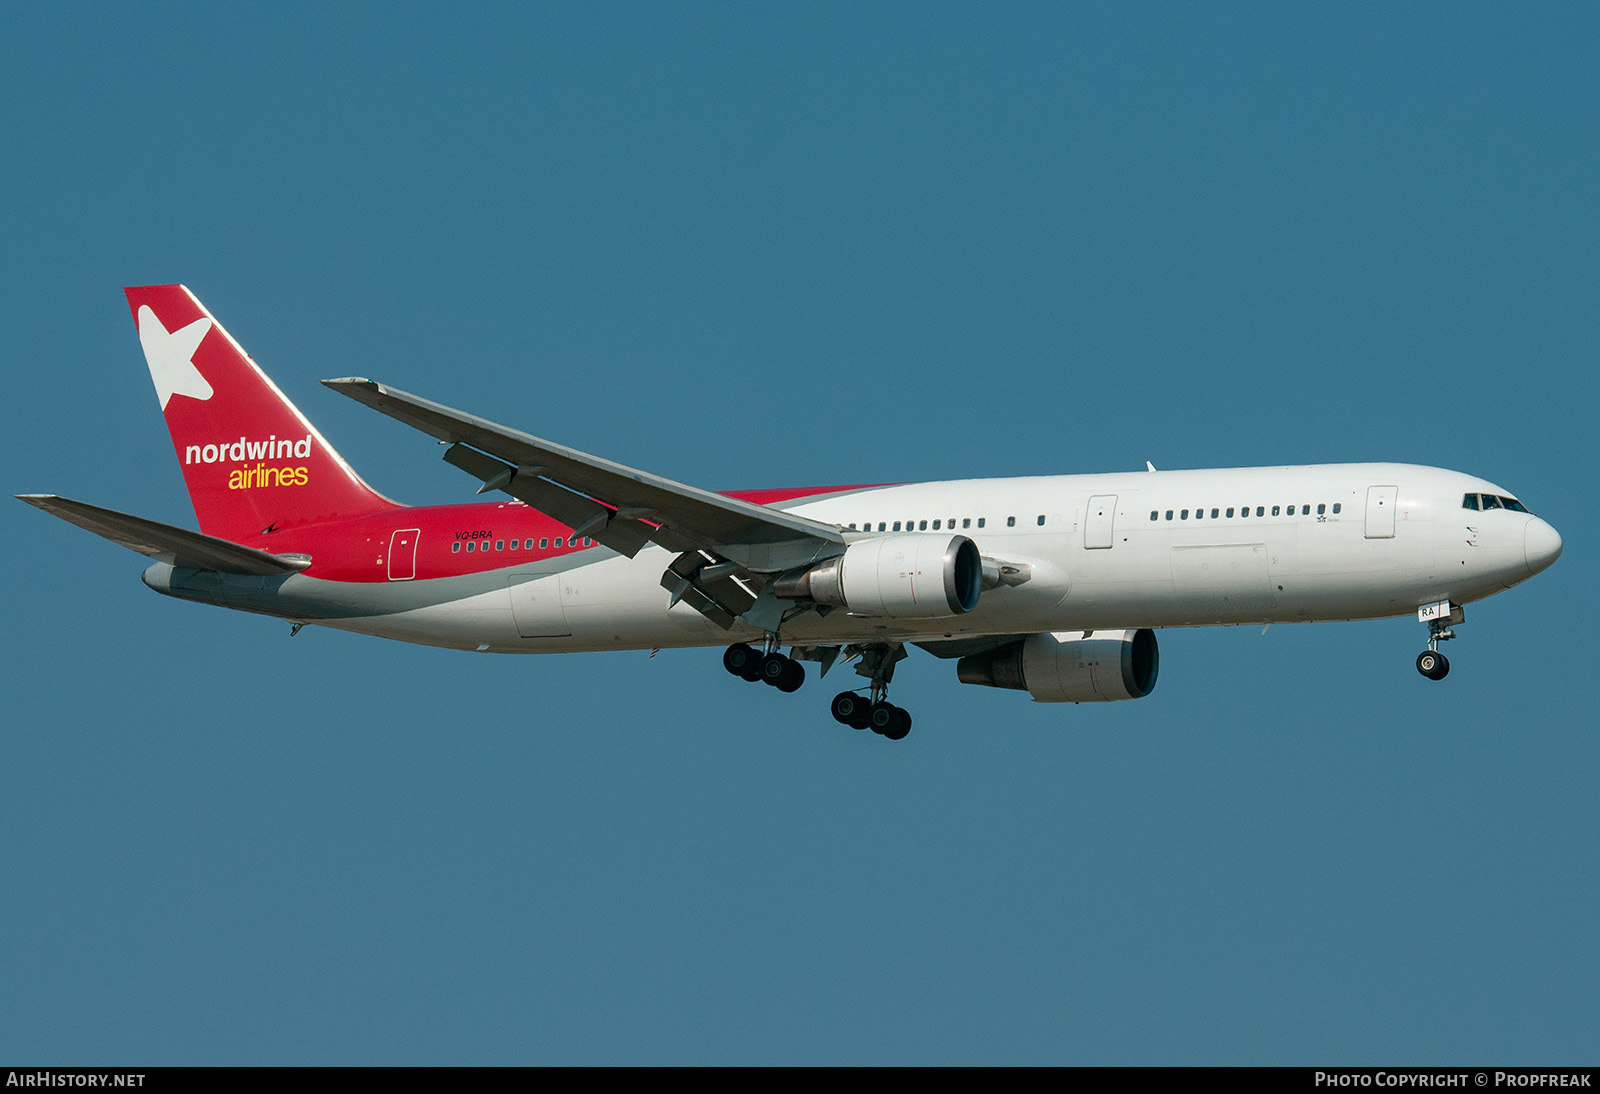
<box><xmin>1479</xmin><ymin>494</ymin><xmax>1502</xmax><ymax>510</ymax></box>
<box><xmin>1462</xmin><ymin>493</ymin><xmax>1480</xmax><ymax>511</ymax></box>
<box><xmin>1500</xmin><ymin>496</ymin><xmax>1529</xmax><ymax>513</ymax></box>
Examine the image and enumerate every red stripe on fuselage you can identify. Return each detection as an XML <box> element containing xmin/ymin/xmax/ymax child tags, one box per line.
<box><xmin>229</xmin><ymin>484</ymin><xmax>896</xmax><ymax>582</ymax></box>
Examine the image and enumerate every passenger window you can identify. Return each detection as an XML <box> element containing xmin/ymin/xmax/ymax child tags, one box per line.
<box><xmin>1210</xmin><ymin>508</ymin><xmax>1219</xmax><ymax>519</ymax></box>
<box><xmin>496</xmin><ymin>541</ymin><xmax>504</xmax><ymax>551</ymax></box>
<box><xmin>893</xmin><ymin>521</ymin><xmax>902</xmax><ymax>532</ymax></box>
<box><xmin>1332</xmin><ymin>504</ymin><xmax>1341</xmax><ymax>514</ymax></box>
<box><xmin>555</xmin><ymin>537</ymin><xmax>564</xmax><ymax>547</ymax></box>
<box><xmin>1036</xmin><ymin>515</ymin><xmax>1045</xmax><ymax>526</ymax></box>
<box><xmin>1195</xmin><ymin>508</ymin><xmax>1204</xmax><ymax>520</ymax></box>
<box><xmin>878</xmin><ymin>522</ymin><xmax>887</xmax><ymax>531</ymax></box>
<box><xmin>919</xmin><ymin>520</ymin><xmax>928</xmax><ymax>530</ymax></box>
<box><xmin>1256</xmin><ymin>506</ymin><xmax>1264</xmax><ymax>516</ymax></box>
<box><xmin>1006</xmin><ymin>516</ymin><xmax>1016</xmax><ymax>527</ymax></box>
<box><xmin>452</xmin><ymin>542</ymin><xmax>460</xmax><ymax>553</ymax></box>
<box><xmin>539</xmin><ymin>538</ymin><xmax>549</xmax><ymax>549</ymax></box>
<box><xmin>1271</xmin><ymin>506</ymin><xmax>1280</xmax><ymax>516</ymax></box>
<box><xmin>1181</xmin><ymin>509</ymin><xmax>1189</xmax><ymax>519</ymax></box>
<box><xmin>962</xmin><ymin>518</ymin><xmax>971</xmax><ymax>529</ymax></box>
<box><xmin>1226</xmin><ymin>508</ymin><xmax>1235</xmax><ymax>518</ymax></box>
<box><xmin>977</xmin><ymin>518</ymin><xmax>986</xmax><ymax>528</ymax></box>
<box><xmin>1317</xmin><ymin>504</ymin><xmax>1325</xmax><ymax>516</ymax></box>
<box><xmin>948</xmin><ymin>518</ymin><xmax>956</xmax><ymax>527</ymax></box>
<box><xmin>1165</xmin><ymin>510</ymin><xmax>1173</xmax><ymax>521</ymax></box>
<box><xmin>1150</xmin><ymin>511</ymin><xmax>1159</xmax><ymax>521</ymax></box>
<box><xmin>932</xmin><ymin>520</ymin><xmax>941</xmax><ymax>530</ymax></box>
<box><xmin>1301</xmin><ymin>505</ymin><xmax>1310</xmax><ymax>516</ymax></box>
<box><xmin>466</xmin><ymin>542</ymin><xmax>474</xmax><ymax>552</ymax></box>
<box><xmin>1480</xmin><ymin>495</ymin><xmax>1502</xmax><ymax>510</ymax></box>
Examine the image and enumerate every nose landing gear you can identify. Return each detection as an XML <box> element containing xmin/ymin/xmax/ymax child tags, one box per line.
<box><xmin>1415</xmin><ymin>600</ymin><xmax>1463</xmax><ymax>681</ymax></box>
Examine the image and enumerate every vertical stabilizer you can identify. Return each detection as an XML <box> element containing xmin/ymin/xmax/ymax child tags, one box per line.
<box><xmin>124</xmin><ymin>285</ymin><xmax>397</xmax><ymax>541</ymax></box>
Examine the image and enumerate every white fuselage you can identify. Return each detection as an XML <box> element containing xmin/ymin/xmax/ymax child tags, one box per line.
<box><xmin>307</xmin><ymin>463</ymin><xmax>1560</xmax><ymax>654</ymax></box>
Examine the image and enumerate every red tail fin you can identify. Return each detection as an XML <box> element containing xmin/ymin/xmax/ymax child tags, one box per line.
<box><xmin>125</xmin><ymin>285</ymin><xmax>397</xmax><ymax>541</ymax></box>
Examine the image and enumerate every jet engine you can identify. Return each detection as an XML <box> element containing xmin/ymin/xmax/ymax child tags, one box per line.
<box><xmin>956</xmin><ymin>629</ymin><xmax>1159</xmax><ymax>702</ymax></box>
<box><xmin>772</xmin><ymin>533</ymin><xmax>983</xmax><ymax>618</ymax></box>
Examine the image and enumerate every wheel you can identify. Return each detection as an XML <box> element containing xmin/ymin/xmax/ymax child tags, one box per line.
<box><xmin>1416</xmin><ymin>650</ymin><xmax>1450</xmax><ymax>680</ymax></box>
<box><xmin>883</xmin><ymin>707</ymin><xmax>912</xmax><ymax>741</ymax></box>
<box><xmin>724</xmin><ymin>643</ymin><xmax>760</xmax><ymax>679</ymax></box>
<box><xmin>831</xmin><ymin>691</ymin><xmax>864</xmax><ymax>726</ymax></box>
<box><xmin>868</xmin><ymin>701</ymin><xmax>897</xmax><ymax>734</ymax></box>
<box><xmin>777</xmin><ymin>658</ymin><xmax>805</xmax><ymax>693</ymax></box>
<box><xmin>760</xmin><ymin>652</ymin><xmax>792</xmax><ymax>687</ymax></box>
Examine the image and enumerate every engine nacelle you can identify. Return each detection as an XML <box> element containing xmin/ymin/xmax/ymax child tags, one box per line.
<box><xmin>773</xmin><ymin>533</ymin><xmax>982</xmax><ymax>618</ymax></box>
<box><xmin>956</xmin><ymin>629</ymin><xmax>1159</xmax><ymax>702</ymax></box>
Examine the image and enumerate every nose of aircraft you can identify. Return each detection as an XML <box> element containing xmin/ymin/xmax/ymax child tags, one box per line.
<box><xmin>1524</xmin><ymin>516</ymin><xmax>1563</xmax><ymax>576</ymax></box>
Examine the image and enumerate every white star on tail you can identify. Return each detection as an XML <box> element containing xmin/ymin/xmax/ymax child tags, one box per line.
<box><xmin>137</xmin><ymin>304</ymin><xmax>213</xmax><ymax>410</ymax></box>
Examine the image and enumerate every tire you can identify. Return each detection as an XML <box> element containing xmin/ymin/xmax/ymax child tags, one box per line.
<box><xmin>884</xmin><ymin>707</ymin><xmax>912</xmax><ymax>741</ymax></box>
<box><xmin>760</xmin><ymin>652</ymin><xmax>791</xmax><ymax>687</ymax></box>
<box><xmin>1416</xmin><ymin>651</ymin><xmax>1450</xmax><ymax>680</ymax></box>
<box><xmin>777</xmin><ymin>659</ymin><xmax>805</xmax><ymax>693</ymax></box>
<box><xmin>831</xmin><ymin>691</ymin><xmax>862</xmax><ymax>726</ymax></box>
<box><xmin>724</xmin><ymin>643</ymin><xmax>759</xmax><ymax>679</ymax></box>
<box><xmin>868</xmin><ymin>701</ymin><xmax>897</xmax><ymax>734</ymax></box>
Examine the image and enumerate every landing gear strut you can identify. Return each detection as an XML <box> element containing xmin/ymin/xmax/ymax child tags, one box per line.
<box><xmin>1416</xmin><ymin>602</ymin><xmax>1462</xmax><ymax>681</ymax></box>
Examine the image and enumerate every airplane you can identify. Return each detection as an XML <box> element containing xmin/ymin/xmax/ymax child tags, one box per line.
<box><xmin>18</xmin><ymin>285</ymin><xmax>1564</xmax><ymax>741</ymax></box>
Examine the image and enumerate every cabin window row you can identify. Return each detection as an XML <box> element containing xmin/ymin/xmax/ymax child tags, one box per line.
<box><xmin>1148</xmin><ymin>503</ymin><xmax>1342</xmax><ymax>522</ymax></box>
<box><xmin>845</xmin><ymin>514</ymin><xmax>1049</xmax><ymax>532</ymax></box>
<box><xmin>451</xmin><ymin>537</ymin><xmax>594</xmax><ymax>553</ymax></box>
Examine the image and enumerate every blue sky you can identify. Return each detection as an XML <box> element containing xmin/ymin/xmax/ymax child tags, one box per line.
<box><xmin>3</xmin><ymin>3</ymin><xmax>1595</xmax><ymax>1064</ymax></box>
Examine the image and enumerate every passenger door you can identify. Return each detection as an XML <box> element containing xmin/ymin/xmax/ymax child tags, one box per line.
<box><xmin>1364</xmin><ymin>486</ymin><xmax>1398</xmax><ymax>539</ymax></box>
<box><xmin>1085</xmin><ymin>495</ymin><xmax>1117</xmax><ymax>549</ymax></box>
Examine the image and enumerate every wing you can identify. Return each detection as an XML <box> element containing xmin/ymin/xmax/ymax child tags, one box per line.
<box><xmin>17</xmin><ymin>494</ymin><xmax>312</xmax><ymax>576</ymax></box>
<box><xmin>322</xmin><ymin>378</ymin><xmax>848</xmax><ymax>628</ymax></box>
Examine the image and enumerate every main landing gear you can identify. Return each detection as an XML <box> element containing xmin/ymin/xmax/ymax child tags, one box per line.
<box><xmin>723</xmin><ymin>641</ymin><xmax>804</xmax><ymax>692</ymax></box>
<box><xmin>829</xmin><ymin>691</ymin><xmax>911</xmax><ymax>740</ymax></box>
<box><xmin>1416</xmin><ymin>603</ymin><xmax>1463</xmax><ymax>681</ymax></box>
<box><xmin>723</xmin><ymin>639</ymin><xmax>914</xmax><ymax>741</ymax></box>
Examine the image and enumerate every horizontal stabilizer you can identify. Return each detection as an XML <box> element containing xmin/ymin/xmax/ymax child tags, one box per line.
<box><xmin>16</xmin><ymin>494</ymin><xmax>313</xmax><ymax>575</ymax></box>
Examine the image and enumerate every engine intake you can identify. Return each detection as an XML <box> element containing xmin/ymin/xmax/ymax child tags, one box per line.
<box><xmin>773</xmin><ymin>533</ymin><xmax>982</xmax><ymax>618</ymax></box>
<box><xmin>957</xmin><ymin>629</ymin><xmax>1159</xmax><ymax>702</ymax></box>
